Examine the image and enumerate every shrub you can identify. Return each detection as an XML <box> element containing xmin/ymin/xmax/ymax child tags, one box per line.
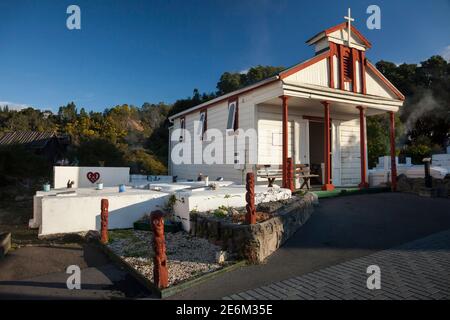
<box><xmin>0</xmin><ymin>145</ymin><xmax>51</xmax><ymax>182</ymax></box>
<box><xmin>124</xmin><ymin>148</ymin><xmax>167</xmax><ymax>175</ymax></box>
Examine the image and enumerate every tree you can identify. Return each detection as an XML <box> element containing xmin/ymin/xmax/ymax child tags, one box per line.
<box><xmin>76</xmin><ymin>138</ymin><xmax>125</xmax><ymax>167</ymax></box>
<box><xmin>216</xmin><ymin>72</ymin><xmax>242</xmax><ymax>95</ymax></box>
<box><xmin>58</xmin><ymin>102</ymin><xmax>77</xmax><ymax>122</ymax></box>
<box><xmin>216</xmin><ymin>65</ymin><xmax>285</xmax><ymax>95</ymax></box>
<box><xmin>374</xmin><ymin>55</ymin><xmax>449</xmax><ymax>164</ymax></box>
<box><xmin>124</xmin><ymin>148</ymin><xmax>167</xmax><ymax>175</ymax></box>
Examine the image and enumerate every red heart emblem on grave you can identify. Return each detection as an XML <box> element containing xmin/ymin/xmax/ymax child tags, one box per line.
<box><xmin>87</xmin><ymin>172</ymin><xmax>100</xmax><ymax>183</ymax></box>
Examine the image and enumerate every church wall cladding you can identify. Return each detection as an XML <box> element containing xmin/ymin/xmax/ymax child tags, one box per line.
<box><xmin>339</xmin><ymin>119</ymin><xmax>362</xmax><ymax>186</ymax></box>
<box><xmin>170</xmin><ymin>100</ymin><xmax>362</xmax><ymax>187</ymax></box>
<box><xmin>170</xmin><ymin>90</ymin><xmax>256</xmax><ymax>184</ymax></box>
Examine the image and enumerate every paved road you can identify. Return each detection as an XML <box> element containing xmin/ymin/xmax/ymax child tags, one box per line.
<box><xmin>225</xmin><ymin>229</ymin><xmax>450</xmax><ymax>300</ymax></box>
<box><xmin>169</xmin><ymin>193</ymin><xmax>450</xmax><ymax>299</ymax></box>
<box><xmin>2</xmin><ymin>193</ymin><xmax>449</xmax><ymax>300</ymax></box>
<box><xmin>0</xmin><ymin>243</ymin><xmax>153</xmax><ymax>299</ymax></box>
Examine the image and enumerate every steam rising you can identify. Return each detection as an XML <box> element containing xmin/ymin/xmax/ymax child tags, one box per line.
<box><xmin>402</xmin><ymin>90</ymin><xmax>440</xmax><ymax>133</ymax></box>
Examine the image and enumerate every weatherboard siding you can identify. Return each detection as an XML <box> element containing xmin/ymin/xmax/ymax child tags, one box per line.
<box><xmin>284</xmin><ymin>58</ymin><xmax>330</xmax><ymax>87</ymax></box>
<box><xmin>170</xmin><ymin>94</ymin><xmax>255</xmax><ymax>183</ymax></box>
<box><xmin>257</xmin><ymin>108</ymin><xmax>294</xmax><ymax>165</ymax></box>
<box><xmin>365</xmin><ymin>68</ymin><xmax>397</xmax><ymax>99</ymax></box>
<box><xmin>339</xmin><ymin>118</ymin><xmax>361</xmax><ymax>186</ymax></box>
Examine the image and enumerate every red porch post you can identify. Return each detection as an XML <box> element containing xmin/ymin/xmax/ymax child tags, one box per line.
<box><xmin>357</xmin><ymin>106</ymin><xmax>369</xmax><ymax>189</ymax></box>
<box><xmin>389</xmin><ymin>111</ymin><xmax>397</xmax><ymax>191</ymax></box>
<box><xmin>280</xmin><ymin>95</ymin><xmax>289</xmax><ymax>188</ymax></box>
<box><xmin>321</xmin><ymin>101</ymin><xmax>335</xmax><ymax>191</ymax></box>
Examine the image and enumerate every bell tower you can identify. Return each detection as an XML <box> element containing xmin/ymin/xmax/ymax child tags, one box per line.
<box><xmin>306</xmin><ymin>8</ymin><xmax>372</xmax><ymax>94</ymax></box>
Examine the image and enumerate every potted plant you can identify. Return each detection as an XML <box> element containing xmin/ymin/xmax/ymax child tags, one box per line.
<box><xmin>43</xmin><ymin>182</ymin><xmax>51</xmax><ymax>192</ymax></box>
<box><xmin>96</xmin><ymin>180</ymin><xmax>104</xmax><ymax>190</ymax></box>
<box><xmin>163</xmin><ymin>194</ymin><xmax>182</xmax><ymax>232</ymax></box>
<box><xmin>133</xmin><ymin>195</ymin><xmax>182</xmax><ymax>232</ymax></box>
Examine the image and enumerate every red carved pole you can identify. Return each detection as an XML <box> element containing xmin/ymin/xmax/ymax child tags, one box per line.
<box><xmin>321</xmin><ymin>101</ymin><xmax>335</xmax><ymax>191</ymax></box>
<box><xmin>280</xmin><ymin>95</ymin><xmax>289</xmax><ymax>188</ymax></box>
<box><xmin>245</xmin><ymin>172</ymin><xmax>256</xmax><ymax>225</ymax></box>
<box><xmin>389</xmin><ymin>111</ymin><xmax>397</xmax><ymax>192</ymax></box>
<box><xmin>100</xmin><ymin>199</ymin><xmax>109</xmax><ymax>244</ymax></box>
<box><xmin>151</xmin><ymin>210</ymin><xmax>169</xmax><ymax>289</ymax></box>
<box><xmin>357</xmin><ymin>106</ymin><xmax>369</xmax><ymax>189</ymax></box>
<box><xmin>286</xmin><ymin>157</ymin><xmax>294</xmax><ymax>192</ymax></box>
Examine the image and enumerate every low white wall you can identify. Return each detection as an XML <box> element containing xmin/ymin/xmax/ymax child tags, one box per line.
<box><xmin>173</xmin><ymin>186</ymin><xmax>292</xmax><ymax>232</ymax></box>
<box><xmin>38</xmin><ymin>189</ymin><xmax>169</xmax><ymax>236</ymax></box>
<box><xmin>53</xmin><ymin>166</ymin><xmax>130</xmax><ymax>189</ymax></box>
<box><xmin>432</xmin><ymin>153</ymin><xmax>450</xmax><ymax>171</ymax></box>
<box><xmin>369</xmin><ymin>166</ymin><xmax>448</xmax><ymax>187</ymax></box>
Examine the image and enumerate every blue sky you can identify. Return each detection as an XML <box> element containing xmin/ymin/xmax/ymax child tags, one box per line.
<box><xmin>0</xmin><ymin>0</ymin><xmax>449</xmax><ymax>112</ymax></box>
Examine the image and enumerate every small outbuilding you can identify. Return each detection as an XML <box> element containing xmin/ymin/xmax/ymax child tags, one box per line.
<box><xmin>0</xmin><ymin>131</ymin><xmax>69</xmax><ymax>164</ymax></box>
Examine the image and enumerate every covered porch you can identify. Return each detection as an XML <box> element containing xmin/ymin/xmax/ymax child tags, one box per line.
<box><xmin>254</xmin><ymin>84</ymin><xmax>401</xmax><ymax>191</ymax></box>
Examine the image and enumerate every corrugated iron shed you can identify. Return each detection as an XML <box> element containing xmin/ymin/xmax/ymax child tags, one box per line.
<box><xmin>0</xmin><ymin>131</ymin><xmax>57</xmax><ymax>149</ymax></box>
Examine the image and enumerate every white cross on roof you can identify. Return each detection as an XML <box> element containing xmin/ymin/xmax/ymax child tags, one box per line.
<box><xmin>344</xmin><ymin>8</ymin><xmax>355</xmax><ymax>47</ymax></box>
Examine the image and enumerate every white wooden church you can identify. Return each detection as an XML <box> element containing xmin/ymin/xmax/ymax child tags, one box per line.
<box><xmin>168</xmin><ymin>12</ymin><xmax>404</xmax><ymax>191</ymax></box>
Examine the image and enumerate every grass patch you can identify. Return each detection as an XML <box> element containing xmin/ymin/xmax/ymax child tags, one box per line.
<box><xmin>108</xmin><ymin>229</ymin><xmax>136</xmax><ymax>243</ymax></box>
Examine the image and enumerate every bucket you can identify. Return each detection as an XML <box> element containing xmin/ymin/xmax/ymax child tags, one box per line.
<box><xmin>96</xmin><ymin>183</ymin><xmax>104</xmax><ymax>190</ymax></box>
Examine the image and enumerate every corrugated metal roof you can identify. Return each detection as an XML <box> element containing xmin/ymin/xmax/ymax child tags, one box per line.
<box><xmin>0</xmin><ymin>131</ymin><xmax>57</xmax><ymax>148</ymax></box>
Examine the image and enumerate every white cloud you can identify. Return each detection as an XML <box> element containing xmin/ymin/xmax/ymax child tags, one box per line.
<box><xmin>441</xmin><ymin>45</ymin><xmax>450</xmax><ymax>62</ymax></box>
<box><xmin>239</xmin><ymin>68</ymin><xmax>249</xmax><ymax>74</ymax></box>
<box><xmin>0</xmin><ymin>101</ymin><xmax>33</xmax><ymax>110</ymax></box>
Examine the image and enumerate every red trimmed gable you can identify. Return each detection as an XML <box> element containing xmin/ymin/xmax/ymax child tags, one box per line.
<box><xmin>324</xmin><ymin>22</ymin><xmax>372</xmax><ymax>48</ymax></box>
<box><xmin>282</xmin><ymin>21</ymin><xmax>404</xmax><ymax>101</ymax></box>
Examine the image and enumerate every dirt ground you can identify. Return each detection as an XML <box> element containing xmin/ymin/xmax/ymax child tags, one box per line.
<box><xmin>0</xmin><ymin>199</ymin><xmax>39</xmax><ymax>247</ymax></box>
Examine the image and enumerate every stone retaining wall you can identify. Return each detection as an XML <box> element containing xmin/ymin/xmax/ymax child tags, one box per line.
<box><xmin>190</xmin><ymin>193</ymin><xmax>316</xmax><ymax>263</ymax></box>
<box><xmin>397</xmin><ymin>174</ymin><xmax>450</xmax><ymax>198</ymax></box>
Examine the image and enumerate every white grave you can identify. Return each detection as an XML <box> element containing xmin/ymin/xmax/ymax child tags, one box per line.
<box><xmin>53</xmin><ymin>166</ymin><xmax>130</xmax><ymax>189</ymax></box>
<box><xmin>369</xmin><ymin>154</ymin><xmax>449</xmax><ymax>187</ymax></box>
<box><xmin>31</xmin><ymin>187</ymin><xmax>170</xmax><ymax>236</ymax></box>
<box><xmin>173</xmin><ymin>185</ymin><xmax>292</xmax><ymax>232</ymax></box>
<box><xmin>32</xmin><ymin>166</ymin><xmax>293</xmax><ymax>236</ymax></box>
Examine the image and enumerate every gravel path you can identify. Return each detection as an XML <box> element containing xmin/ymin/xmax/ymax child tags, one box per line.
<box><xmin>107</xmin><ymin>230</ymin><xmax>224</xmax><ymax>286</ymax></box>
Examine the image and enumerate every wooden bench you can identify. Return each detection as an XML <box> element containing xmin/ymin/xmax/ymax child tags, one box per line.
<box><xmin>294</xmin><ymin>164</ymin><xmax>319</xmax><ymax>190</ymax></box>
<box><xmin>256</xmin><ymin>164</ymin><xmax>282</xmax><ymax>188</ymax></box>
<box><xmin>256</xmin><ymin>164</ymin><xmax>319</xmax><ymax>190</ymax></box>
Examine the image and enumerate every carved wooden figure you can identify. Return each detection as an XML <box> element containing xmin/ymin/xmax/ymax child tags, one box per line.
<box><xmin>245</xmin><ymin>172</ymin><xmax>256</xmax><ymax>225</ymax></box>
<box><xmin>100</xmin><ymin>199</ymin><xmax>109</xmax><ymax>244</ymax></box>
<box><xmin>151</xmin><ymin>210</ymin><xmax>169</xmax><ymax>288</ymax></box>
<box><xmin>286</xmin><ymin>157</ymin><xmax>295</xmax><ymax>192</ymax></box>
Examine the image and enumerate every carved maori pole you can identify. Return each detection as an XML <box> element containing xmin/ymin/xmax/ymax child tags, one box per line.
<box><xmin>245</xmin><ymin>172</ymin><xmax>256</xmax><ymax>225</ymax></box>
<box><xmin>286</xmin><ymin>157</ymin><xmax>294</xmax><ymax>192</ymax></box>
<box><xmin>100</xmin><ymin>199</ymin><xmax>109</xmax><ymax>244</ymax></box>
<box><xmin>151</xmin><ymin>210</ymin><xmax>169</xmax><ymax>288</ymax></box>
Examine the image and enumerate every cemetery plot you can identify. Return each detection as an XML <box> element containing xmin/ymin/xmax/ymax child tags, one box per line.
<box><xmin>106</xmin><ymin>229</ymin><xmax>230</xmax><ymax>287</ymax></box>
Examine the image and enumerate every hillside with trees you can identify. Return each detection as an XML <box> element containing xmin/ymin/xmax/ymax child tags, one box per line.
<box><xmin>368</xmin><ymin>55</ymin><xmax>450</xmax><ymax>166</ymax></box>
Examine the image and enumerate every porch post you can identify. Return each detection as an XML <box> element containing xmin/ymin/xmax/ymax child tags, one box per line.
<box><xmin>389</xmin><ymin>111</ymin><xmax>397</xmax><ymax>191</ymax></box>
<box><xmin>280</xmin><ymin>95</ymin><xmax>289</xmax><ymax>188</ymax></box>
<box><xmin>357</xmin><ymin>106</ymin><xmax>369</xmax><ymax>189</ymax></box>
<box><xmin>321</xmin><ymin>101</ymin><xmax>335</xmax><ymax>191</ymax></box>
